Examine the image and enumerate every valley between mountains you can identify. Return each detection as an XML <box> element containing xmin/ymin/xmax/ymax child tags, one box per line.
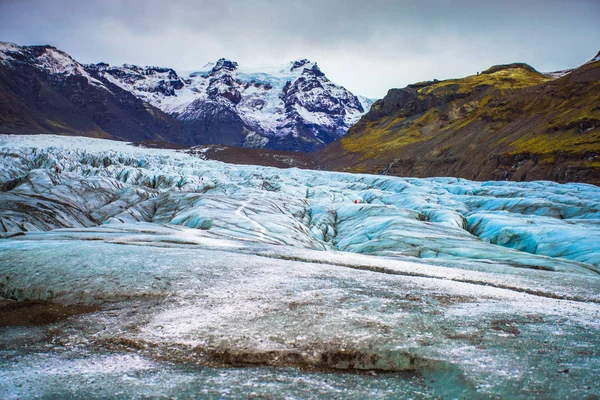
<box><xmin>1</xmin><ymin>42</ymin><xmax>598</xmax><ymax>184</ymax></box>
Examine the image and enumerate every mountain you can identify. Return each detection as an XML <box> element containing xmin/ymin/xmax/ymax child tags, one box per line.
<box><xmin>319</xmin><ymin>53</ymin><xmax>600</xmax><ymax>185</ymax></box>
<box><xmin>0</xmin><ymin>42</ymin><xmax>374</xmax><ymax>151</ymax></box>
<box><xmin>0</xmin><ymin>42</ymin><xmax>188</xmax><ymax>143</ymax></box>
<box><xmin>90</xmin><ymin>57</ymin><xmax>374</xmax><ymax>151</ymax></box>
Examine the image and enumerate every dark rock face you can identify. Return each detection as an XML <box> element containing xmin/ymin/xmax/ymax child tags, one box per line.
<box><xmin>367</xmin><ymin>81</ymin><xmax>477</xmax><ymax>122</ymax></box>
<box><xmin>0</xmin><ymin>44</ymin><xmax>190</xmax><ymax>143</ymax></box>
<box><xmin>211</xmin><ymin>58</ymin><xmax>239</xmax><ymax>73</ymax></box>
<box><xmin>291</xmin><ymin>59</ymin><xmax>311</xmax><ymax>71</ymax></box>
<box><xmin>178</xmin><ymin>99</ymin><xmax>247</xmax><ymax>146</ymax></box>
<box><xmin>205</xmin><ymin>64</ymin><xmax>243</xmax><ymax>105</ymax></box>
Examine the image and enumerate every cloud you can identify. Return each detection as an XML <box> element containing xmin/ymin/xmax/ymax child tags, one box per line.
<box><xmin>1</xmin><ymin>0</ymin><xmax>599</xmax><ymax>97</ymax></box>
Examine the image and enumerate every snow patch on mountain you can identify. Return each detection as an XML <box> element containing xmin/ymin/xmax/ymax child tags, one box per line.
<box><xmin>0</xmin><ymin>42</ymin><xmax>104</xmax><ymax>87</ymax></box>
<box><xmin>0</xmin><ymin>42</ymin><xmax>21</xmax><ymax>63</ymax></box>
<box><xmin>544</xmin><ymin>69</ymin><xmax>574</xmax><ymax>79</ymax></box>
<box><xmin>543</xmin><ymin>51</ymin><xmax>599</xmax><ymax>78</ymax></box>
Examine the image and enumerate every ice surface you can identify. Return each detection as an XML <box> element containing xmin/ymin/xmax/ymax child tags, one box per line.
<box><xmin>0</xmin><ymin>350</ymin><xmax>437</xmax><ymax>399</ymax></box>
<box><xmin>1</xmin><ymin>226</ymin><xmax>599</xmax><ymax>398</ymax></box>
<box><xmin>1</xmin><ymin>135</ymin><xmax>599</xmax><ymax>398</ymax></box>
<box><xmin>1</xmin><ymin>134</ymin><xmax>599</xmax><ymax>273</ymax></box>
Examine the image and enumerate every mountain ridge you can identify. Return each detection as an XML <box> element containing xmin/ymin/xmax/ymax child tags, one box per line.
<box><xmin>1</xmin><ymin>41</ymin><xmax>599</xmax><ymax>184</ymax></box>
<box><xmin>0</xmin><ymin>42</ymin><xmax>187</xmax><ymax>143</ymax></box>
<box><xmin>0</xmin><ymin>42</ymin><xmax>374</xmax><ymax>151</ymax></box>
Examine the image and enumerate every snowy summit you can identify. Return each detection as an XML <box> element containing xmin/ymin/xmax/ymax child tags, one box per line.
<box><xmin>89</xmin><ymin>57</ymin><xmax>375</xmax><ymax>151</ymax></box>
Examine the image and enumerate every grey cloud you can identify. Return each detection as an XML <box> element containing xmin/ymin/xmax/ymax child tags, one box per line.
<box><xmin>1</xmin><ymin>0</ymin><xmax>598</xmax><ymax>97</ymax></box>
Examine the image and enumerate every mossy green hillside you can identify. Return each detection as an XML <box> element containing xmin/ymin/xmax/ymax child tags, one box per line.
<box><xmin>325</xmin><ymin>61</ymin><xmax>600</xmax><ymax>184</ymax></box>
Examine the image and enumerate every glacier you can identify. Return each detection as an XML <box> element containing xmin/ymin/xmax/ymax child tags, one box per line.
<box><xmin>1</xmin><ymin>134</ymin><xmax>599</xmax><ymax>398</ymax></box>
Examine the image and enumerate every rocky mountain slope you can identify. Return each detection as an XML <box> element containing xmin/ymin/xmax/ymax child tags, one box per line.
<box><xmin>0</xmin><ymin>42</ymin><xmax>373</xmax><ymax>151</ymax></box>
<box><xmin>319</xmin><ymin>52</ymin><xmax>600</xmax><ymax>184</ymax></box>
<box><xmin>0</xmin><ymin>42</ymin><xmax>188</xmax><ymax>143</ymax></box>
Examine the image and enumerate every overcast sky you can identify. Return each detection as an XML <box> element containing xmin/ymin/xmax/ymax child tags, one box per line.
<box><xmin>1</xmin><ymin>0</ymin><xmax>598</xmax><ymax>98</ymax></box>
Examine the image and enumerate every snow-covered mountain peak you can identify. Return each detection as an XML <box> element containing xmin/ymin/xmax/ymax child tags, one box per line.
<box><xmin>0</xmin><ymin>41</ymin><xmax>21</xmax><ymax>63</ymax></box>
<box><xmin>88</xmin><ymin>62</ymin><xmax>184</xmax><ymax>97</ymax></box>
<box><xmin>290</xmin><ymin>58</ymin><xmax>312</xmax><ymax>71</ymax></box>
<box><xmin>210</xmin><ymin>58</ymin><xmax>239</xmax><ymax>74</ymax></box>
<box><xmin>0</xmin><ymin>42</ymin><xmax>67</xmax><ymax>67</ymax></box>
<box><xmin>203</xmin><ymin>59</ymin><xmax>320</xmax><ymax>80</ymax></box>
<box><xmin>0</xmin><ymin>42</ymin><xmax>104</xmax><ymax>86</ymax></box>
<box><xmin>287</xmin><ymin>59</ymin><xmax>323</xmax><ymax>77</ymax></box>
<box><xmin>0</xmin><ymin>43</ymin><xmax>375</xmax><ymax>151</ymax></box>
<box><xmin>90</xmin><ymin>57</ymin><xmax>375</xmax><ymax>150</ymax></box>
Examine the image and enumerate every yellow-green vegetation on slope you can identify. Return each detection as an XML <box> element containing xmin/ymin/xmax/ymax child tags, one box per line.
<box><xmin>506</xmin><ymin>84</ymin><xmax>600</xmax><ymax>156</ymax></box>
<box><xmin>418</xmin><ymin>64</ymin><xmax>551</xmax><ymax>97</ymax></box>
<box><xmin>321</xmin><ymin>59</ymin><xmax>600</xmax><ymax>184</ymax></box>
<box><xmin>46</xmin><ymin>119</ymin><xmax>114</xmax><ymax>139</ymax></box>
<box><xmin>339</xmin><ymin>65</ymin><xmax>550</xmax><ymax>168</ymax></box>
<box><xmin>341</xmin><ymin>109</ymin><xmax>438</xmax><ymax>159</ymax></box>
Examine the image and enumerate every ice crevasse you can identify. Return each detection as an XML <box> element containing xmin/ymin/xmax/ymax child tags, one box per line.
<box><xmin>0</xmin><ymin>134</ymin><xmax>599</xmax><ymax>275</ymax></box>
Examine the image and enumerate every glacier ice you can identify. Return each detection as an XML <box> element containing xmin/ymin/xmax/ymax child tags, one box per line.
<box><xmin>1</xmin><ymin>225</ymin><xmax>599</xmax><ymax>398</ymax></box>
<box><xmin>1</xmin><ymin>134</ymin><xmax>599</xmax><ymax>398</ymax></box>
<box><xmin>1</xmin><ymin>134</ymin><xmax>599</xmax><ymax>274</ymax></box>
